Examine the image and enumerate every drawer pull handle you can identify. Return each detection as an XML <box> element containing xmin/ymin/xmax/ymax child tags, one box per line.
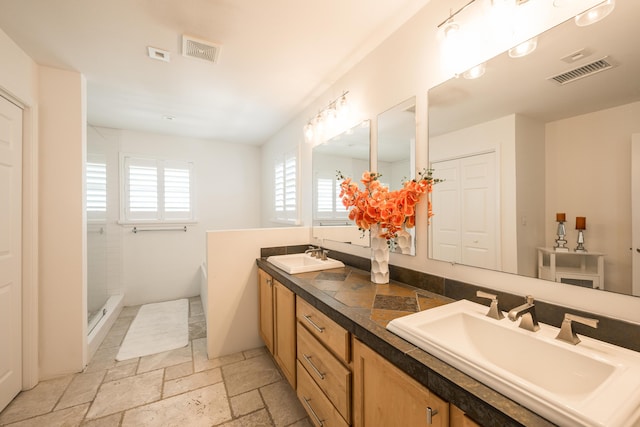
<box><xmin>303</xmin><ymin>315</ymin><xmax>325</xmax><ymax>333</ymax></box>
<box><xmin>427</xmin><ymin>407</ymin><xmax>439</xmax><ymax>424</ymax></box>
<box><xmin>303</xmin><ymin>354</ymin><xmax>325</xmax><ymax>380</ymax></box>
<box><xmin>303</xmin><ymin>396</ymin><xmax>324</xmax><ymax>427</ymax></box>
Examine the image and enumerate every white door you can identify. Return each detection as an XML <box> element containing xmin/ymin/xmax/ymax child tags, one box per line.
<box><xmin>0</xmin><ymin>96</ymin><xmax>22</xmax><ymax>411</ymax></box>
<box><xmin>459</xmin><ymin>153</ymin><xmax>497</xmax><ymax>269</ymax></box>
<box><xmin>631</xmin><ymin>134</ymin><xmax>640</xmax><ymax>296</ymax></box>
<box><xmin>431</xmin><ymin>152</ymin><xmax>497</xmax><ymax>269</ymax></box>
<box><xmin>430</xmin><ymin>159</ymin><xmax>461</xmax><ymax>262</ymax></box>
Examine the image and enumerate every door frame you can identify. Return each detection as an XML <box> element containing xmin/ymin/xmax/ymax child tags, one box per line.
<box><xmin>1</xmin><ymin>89</ymin><xmax>39</xmax><ymax>390</ymax></box>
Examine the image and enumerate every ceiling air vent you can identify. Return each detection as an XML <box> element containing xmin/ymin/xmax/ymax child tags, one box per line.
<box><xmin>182</xmin><ymin>35</ymin><xmax>221</xmax><ymax>64</ymax></box>
<box><xmin>548</xmin><ymin>57</ymin><xmax>614</xmax><ymax>85</ymax></box>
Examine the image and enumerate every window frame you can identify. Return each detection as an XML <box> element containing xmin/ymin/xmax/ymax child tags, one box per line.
<box><xmin>119</xmin><ymin>153</ymin><xmax>196</xmax><ymax>225</ymax></box>
<box><xmin>272</xmin><ymin>149</ymin><xmax>300</xmax><ymax>225</ymax></box>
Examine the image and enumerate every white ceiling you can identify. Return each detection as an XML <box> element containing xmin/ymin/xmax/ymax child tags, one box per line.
<box><xmin>0</xmin><ymin>0</ymin><xmax>431</xmax><ymax>145</ymax></box>
<box><xmin>428</xmin><ymin>0</ymin><xmax>640</xmax><ymax>137</ymax></box>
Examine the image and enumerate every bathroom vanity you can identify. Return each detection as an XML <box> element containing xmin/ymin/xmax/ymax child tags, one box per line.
<box><xmin>257</xmin><ymin>257</ymin><xmax>557</xmax><ymax>427</ymax></box>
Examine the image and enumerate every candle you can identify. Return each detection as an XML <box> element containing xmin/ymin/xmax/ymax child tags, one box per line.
<box><xmin>576</xmin><ymin>216</ymin><xmax>586</xmax><ymax>230</ymax></box>
<box><xmin>556</xmin><ymin>212</ymin><xmax>566</xmax><ymax>222</ymax></box>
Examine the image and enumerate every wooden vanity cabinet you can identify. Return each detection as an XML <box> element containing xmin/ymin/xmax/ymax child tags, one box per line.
<box><xmin>258</xmin><ymin>269</ymin><xmax>274</xmax><ymax>353</ymax></box>
<box><xmin>258</xmin><ymin>269</ymin><xmax>296</xmax><ymax>387</ymax></box>
<box><xmin>450</xmin><ymin>405</ymin><xmax>481</xmax><ymax>427</ymax></box>
<box><xmin>352</xmin><ymin>338</ymin><xmax>449</xmax><ymax>427</ymax></box>
<box><xmin>296</xmin><ymin>297</ymin><xmax>352</xmax><ymax>426</ymax></box>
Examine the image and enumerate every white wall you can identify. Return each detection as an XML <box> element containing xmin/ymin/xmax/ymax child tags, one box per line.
<box><xmin>206</xmin><ymin>227</ymin><xmax>310</xmax><ymax>358</ymax></box>
<box><xmin>545</xmin><ymin>101</ymin><xmax>640</xmax><ymax>295</ymax></box>
<box><xmin>88</xmin><ymin>127</ymin><xmax>262</xmax><ymax>306</ymax></box>
<box><xmin>38</xmin><ymin>66</ymin><xmax>88</xmax><ymax>378</ymax></box>
<box><xmin>515</xmin><ymin>115</ymin><xmax>546</xmax><ymax>278</ymax></box>
<box><xmin>260</xmin><ymin>0</ymin><xmax>640</xmax><ymax>324</ymax></box>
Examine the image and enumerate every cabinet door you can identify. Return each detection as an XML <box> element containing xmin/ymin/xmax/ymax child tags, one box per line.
<box><xmin>450</xmin><ymin>405</ymin><xmax>481</xmax><ymax>427</ymax></box>
<box><xmin>353</xmin><ymin>338</ymin><xmax>449</xmax><ymax>427</ymax></box>
<box><xmin>258</xmin><ymin>269</ymin><xmax>274</xmax><ymax>354</ymax></box>
<box><xmin>274</xmin><ymin>280</ymin><xmax>296</xmax><ymax>387</ymax></box>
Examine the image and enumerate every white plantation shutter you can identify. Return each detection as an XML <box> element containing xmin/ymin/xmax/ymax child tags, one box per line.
<box><xmin>121</xmin><ymin>155</ymin><xmax>194</xmax><ymax>222</ymax></box>
<box><xmin>274</xmin><ymin>162</ymin><xmax>285</xmax><ymax>213</ymax></box>
<box><xmin>284</xmin><ymin>156</ymin><xmax>296</xmax><ymax>212</ymax></box>
<box><xmin>317</xmin><ymin>177</ymin><xmax>333</xmax><ymax>213</ymax></box>
<box><xmin>86</xmin><ymin>161</ymin><xmax>107</xmax><ymax>213</ymax></box>
<box><xmin>274</xmin><ymin>151</ymin><xmax>299</xmax><ymax>223</ymax></box>
<box><xmin>164</xmin><ymin>165</ymin><xmax>192</xmax><ymax>220</ymax></box>
<box><xmin>315</xmin><ymin>173</ymin><xmax>348</xmax><ymax>221</ymax></box>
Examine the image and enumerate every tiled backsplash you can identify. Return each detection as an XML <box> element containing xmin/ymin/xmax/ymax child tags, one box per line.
<box><xmin>261</xmin><ymin>245</ymin><xmax>640</xmax><ymax>353</ymax></box>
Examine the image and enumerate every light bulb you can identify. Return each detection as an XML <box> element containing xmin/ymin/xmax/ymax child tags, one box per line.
<box><xmin>303</xmin><ymin>122</ymin><xmax>314</xmax><ymax>143</ymax></box>
<box><xmin>575</xmin><ymin>0</ymin><xmax>615</xmax><ymax>26</ymax></box>
<box><xmin>462</xmin><ymin>63</ymin><xmax>486</xmax><ymax>79</ymax></box>
<box><xmin>508</xmin><ymin>37</ymin><xmax>538</xmax><ymax>58</ymax></box>
<box><xmin>336</xmin><ymin>95</ymin><xmax>350</xmax><ymax>119</ymax></box>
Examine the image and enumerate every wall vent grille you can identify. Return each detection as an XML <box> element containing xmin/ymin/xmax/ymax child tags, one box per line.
<box><xmin>182</xmin><ymin>35</ymin><xmax>221</xmax><ymax>64</ymax></box>
<box><xmin>548</xmin><ymin>57</ymin><xmax>614</xmax><ymax>85</ymax></box>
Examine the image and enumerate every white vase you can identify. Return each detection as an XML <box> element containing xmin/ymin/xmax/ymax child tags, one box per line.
<box><xmin>395</xmin><ymin>227</ymin><xmax>412</xmax><ymax>255</ymax></box>
<box><xmin>370</xmin><ymin>224</ymin><xmax>390</xmax><ymax>284</ymax></box>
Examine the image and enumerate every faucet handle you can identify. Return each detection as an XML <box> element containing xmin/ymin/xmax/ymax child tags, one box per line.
<box><xmin>320</xmin><ymin>249</ymin><xmax>329</xmax><ymax>261</ymax></box>
<box><xmin>476</xmin><ymin>291</ymin><xmax>504</xmax><ymax>320</ymax></box>
<box><xmin>555</xmin><ymin>313</ymin><xmax>599</xmax><ymax>345</ymax></box>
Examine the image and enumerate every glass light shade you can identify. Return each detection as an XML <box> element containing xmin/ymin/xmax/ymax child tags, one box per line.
<box><xmin>508</xmin><ymin>37</ymin><xmax>538</xmax><ymax>58</ymax></box>
<box><xmin>575</xmin><ymin>0</ymin><xmax>615</xmax><ymax>27</ymax></box>
<box><xmin>462</xmin><ymin>63</ymin><xmax>486</xmax><ymax>79</ymax></box>
<box><xmin>336</xmin><ymin>95</ymin><xmax>350</xmax><ymax>119</ymax></box>
<box><xmin>303</xmin><ymin>122</ymin><xmax>314</xmax><ymax>143</ymax></box>
<box><xmin>438</xmin><ymin>18</ymin><xmax>460</xmax><ymax>40</ymax></box>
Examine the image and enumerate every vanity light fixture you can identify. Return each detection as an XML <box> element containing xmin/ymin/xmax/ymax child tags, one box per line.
<box><xmin>575</xmin><ymin>0</ymin><xmax>615</xmax><ymax>27</ymax></box>
<box><xmin>303</xmin><ymin>91</ymin><xmax>350</xmax><ymax>144</ymax></box>
<box><xmin>462</xmin><ymin>62</ymin><xmax>486</xmax><ymax>79</ymax></box>
<box><xmin>508</xmin><ymin>37</ymin><xmax>538</xmax><ymax>58</ymax></box>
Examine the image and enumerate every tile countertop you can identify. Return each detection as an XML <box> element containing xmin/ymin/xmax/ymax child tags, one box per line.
<box><xmin>256</xmin><ymin>259</ymin><xmax>556</xmax><ymax>427</ymax></box>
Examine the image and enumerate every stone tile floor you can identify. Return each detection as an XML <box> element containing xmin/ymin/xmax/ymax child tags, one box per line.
<box><xmin>0</xmin><ymin>297</ymin><xmax>311</xmax><ymax>427</ymax></box>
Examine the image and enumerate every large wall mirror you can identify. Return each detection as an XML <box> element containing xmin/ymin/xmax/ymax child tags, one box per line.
<box><xmin>377</xmin><ymin>97</ymin><xmax>417</xmax><ymax>255</ymax></box>
<box><xmin>312</xmin><ymin>120</ymin><xmax>371</xmax><ymax>247</ymax></box>
<box><xmin>428</xmin><ymin>1</ymin><xmax>640</xmax><ymax>297</ymax></box>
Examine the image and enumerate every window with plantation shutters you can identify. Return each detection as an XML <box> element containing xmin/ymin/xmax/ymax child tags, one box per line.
<box><xmin>120</xmin><ymin>155</ymin><xmax>195</xmax><ymax>223</ymax></box>
<box><xmin>274</xmin><ymin>151</ymin><xmax>299</xmax><ymax>224</ymax></box>
<box><xmin>86</xmin><ymin>161</ymin><xmax>107</xmax><ymax>215</ymax></box>
<box><xmin>315</xmin><ymin>173</ymin><xmax>348</xmax><ymax>221</ymax></box>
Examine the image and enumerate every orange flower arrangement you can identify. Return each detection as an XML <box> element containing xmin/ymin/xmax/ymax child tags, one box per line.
<box><xmin>337</xmin><ymin>169</ymin><xmax>441</xmax><ymax>242</ymax></box>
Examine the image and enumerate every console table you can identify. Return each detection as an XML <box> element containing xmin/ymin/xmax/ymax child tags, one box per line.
<box><xmin>537</xmin><ymin>247</ymin><xmax>605</xmax><ymax>289</ymax></box>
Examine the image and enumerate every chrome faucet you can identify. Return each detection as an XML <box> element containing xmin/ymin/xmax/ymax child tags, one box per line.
<box><xmin>507</xmin><ymin>295</ymin><xmax>540</xmax><ymax>332</ymax></box>
<box><xmin>555</xmin><ymin>313</ymin><xmax>599</xmax><ymax>345</ymax></box>
<box><xmin>305</xmin><ymin>246</ymin><xmax>322</xmax><ymax>258</ymax></box>
<box><xmin>476</xmin><ymin>290</ymin><xmax>504</xmax><ymax>320</ymax></box>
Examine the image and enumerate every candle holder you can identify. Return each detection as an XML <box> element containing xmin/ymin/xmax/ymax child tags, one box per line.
<box><xmin>554</xmin><ymin>221</ymin><xmax>569</xmax><ymax>252</ymax></box>
<box><xmin>575</xmin><ymin>230</ymin><xmax>587</xmax><ymax>252</ymax></box>
<box><xmin>575</xmin><ymin>216</ymin><xmax>587</xmax><ymax>252</ymax></box>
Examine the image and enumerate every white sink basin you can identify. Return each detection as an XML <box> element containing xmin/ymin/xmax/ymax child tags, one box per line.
<box><xmin>266</xmin><ymin>253</ymin><xmax>345</xmax><ymax>274</ymax></box>
<box><xmin>387</xmin><ymin>299</ymin><xmax>640</xmax><ymax>427</ymax></box>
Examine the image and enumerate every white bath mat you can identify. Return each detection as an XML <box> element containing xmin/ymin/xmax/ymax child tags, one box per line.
<box><xmin>116</xmin><ymin>299</ymin><xmax>189</xmax><ymax>361</ymax></box>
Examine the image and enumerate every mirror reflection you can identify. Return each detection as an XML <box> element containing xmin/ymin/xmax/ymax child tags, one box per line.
<box><xmin>377</xmin><ymin>97</ymin><xmax>417</xmax><ymax>255</ymax></box>
<box><xmin>312</xmin><ymin>120</ymin><xmax>370</xmax><ymax>247</ymax></box>
<box><xmin>427</xmin><ymin>1</ymin><xmax>640</xmax><ymax>297</ymax></box>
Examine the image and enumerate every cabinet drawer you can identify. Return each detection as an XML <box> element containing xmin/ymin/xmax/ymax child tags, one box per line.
<box><xmin>297</xmin><ymin>297</ymin><xmax>350</xmax><ymax>363</ymax></box>
<box><xmin>298</xmin><ymin>323</ymin><xmax>351</xmax><ymax>421</ymax></box>
<box><xmin>297</xmin><ymin>361</ymin><xmax>349</xmax><ymax>427</ymax></box>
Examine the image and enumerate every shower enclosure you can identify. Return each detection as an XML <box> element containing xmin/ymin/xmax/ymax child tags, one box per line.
<box><xmin>86</xmin><ymin>155</ymin><xmax>109</xmax><ymax>333</ymax></box>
